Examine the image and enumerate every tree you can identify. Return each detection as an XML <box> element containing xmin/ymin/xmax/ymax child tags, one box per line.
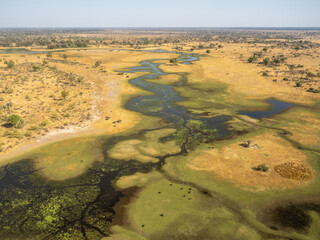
<box><xmin>94</xmin><ymin>60</ymin><xmax>102</xmax><ymax>68</ymax></box>
<box><xmin>206</xmin><ymin>50</ymin><xmax>211</xmax><ymax>54</ymax></box>
<box><xmin>263</xmin><ymin>58</ymin><xmax>271</xmax><ymax>66</ymax></box>
<box><xmin>253</xmin><ymin>164</ymin><xmax>269</xmax><ymax>172</ymax></box>
<box><xmin>169</xmin><ymin>58</ymin><xmax>178</xmax><ymax>64</ymax></box>
<box><xmin>248</xmin><ymin>55</ymin><xmax>258</xmax><ymax>63</ymax></box>
<box><xmin>61</xmin><ymin>90</ymin><xmax>69</xmax><ymax>100</ymax></box>
<box><xmin>296</xmin><ymin>82</ymin><xmax>302</xmax><ymax>87</ymax></box>
<box><xmin>6</xmin><ymin>60</ymin><xmax>15</xmax><ymax>69</ymax></box>
<box><xmin>7</xmin><ymin>115</ymin><xmax>23</xmax><ymax>128</ymax></box>
<box><xmin>263</xmin><ymin>47</ymin><xmax>268</xmax><ymax>52</ymax></box>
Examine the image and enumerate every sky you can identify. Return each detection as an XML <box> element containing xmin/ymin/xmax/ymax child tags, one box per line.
<box><xmin>0</xmin><ymin>0</ymin><xmax>319</xmax><ymax>28</ymax></box>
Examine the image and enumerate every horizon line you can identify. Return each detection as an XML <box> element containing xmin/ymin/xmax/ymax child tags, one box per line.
<box><xmin>0</xmin><ymin>27</ymin><xmax>320</xmax><ymax>30</ymax></box>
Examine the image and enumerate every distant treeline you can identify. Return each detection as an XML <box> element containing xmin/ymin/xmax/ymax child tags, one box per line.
<box><xmin>0</xmin><ymin>28</ymin><xmax>320</xmax><ymax>49</ymax></box>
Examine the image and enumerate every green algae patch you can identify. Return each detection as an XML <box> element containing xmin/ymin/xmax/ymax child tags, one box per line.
<box><xmin>127</xmin><ymin>178</ymin><xmax>201</xmax><ymax>235</ymax></box>
<box><xmin>0</xmin><ymin>160</ymin><xmax>101</xmax><ymax>239</ymax></box>
<box><xmin>0</xmin><ymin>135</ymin><xmax>158</xmax><ymax>239</ymax></box>
<box><xmin>104</xmin><ymin>226</ymin><xmax>148</xmax><ymax>240</ymax></box>
<box><xmin>175</xmin><ymin>81</ymin><xmax>271</xmax><ymax>117</ymax></box>
<box><xmin>160</xmin><ymin>119</ymin><xmax>219</xmax><ymax>151</ymax></box>
<box><xmin>121</xmin><ymin>177</ymin><xmax>262</xmax><ymax>239</ymax></box>
<box><xmin>109</xmin><ymin>128</ymin><xmax>180</xmax><ymax>163</ymax></box>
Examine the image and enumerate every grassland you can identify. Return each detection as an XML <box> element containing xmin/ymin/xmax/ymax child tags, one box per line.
<box><xmin>0</xmin><ymin>29</ymin><xmax>320</xmax><ymax>240</ymax></box>
<box><xmin>0</xmin><ymin>48</ymin><xmax>178</xmax><ymax>161</ymax></box>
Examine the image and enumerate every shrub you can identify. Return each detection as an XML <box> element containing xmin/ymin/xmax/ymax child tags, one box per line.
<box><xmin>94</xmin><ymin>60</ymin><xmax>102</xmax><ymax>68</ymax></box>
<box><xmin>263</xmin><ymin>58</ymin><xmax>271</xmax><ymax>66</ymax></box>
<box><xmin>4</xmin><ymin>130</ymin><xmax>23</xmax><ymax>139</ymax></box>
<box><xmin>77</xmin><ymin>76</ymin><xmax>84</xmax><ymax>83</ymax></box>
<box><xmin>6</xmin><ymin>60</ymin><xmax>15</xmax><ymax>69</ymax></box>
<box><xmin>7</xmin><ymin>115</ymin><xmax>22</xmax><ymax>128</ymax></box>
<box><xmin>6</xmin><ymin>88</ymin><xmax>13</xmax><ymax>94</ymax></box>
<box><xmin>296</xmin><ymin>82</ymin><xmax>302</xmax><ymax>87</ymax></box>
<box><xmin>169</xmin><ymin>58</ymin><xmax>178</xmax><ymax>64</ymax></box>
<box><xmin>307</xmin><ymin>88</ymin><xmax>320</xmax><ymax>93</ymax></box>
<box><xmin>32</xmin><ymin>65</ymin><xmax>41</xmax><ymax>71</ymax></box>
<box><xmin>248</xmin><ymin>55</ymin><xmax>258</xmax><ymax>63</ymax></box>
<box><xmin>29</xmin><ymin>126</ymin><xmax>38</xmax><ymax>131</ymax></box>
<box><xmin>40</xmin><ymin>121</ymin><xmax>48</xmax><ymax>127</ymax></box>
<box><xmin>61</xmin><ymin>90</ymin><xmax>69</xmax><ymax>100</ymax></box>
<box><xmin>254</xmin><ymin>164</ymin><xmax>269</xmax><ymax>172</ymax></box>
<box><xmin>206</xmin><ymin>50</ymin><xmax>211</xmax><ymax>54</ymax></box>
<box><xmin>25</xmin><ymin>131</ymin><xmax>32</xmax><ymax>137</ymax></box>
<box><xmin>15</xmin><ymin>119</ymin><xmax>25</xmax><ymax>129</ymax></box>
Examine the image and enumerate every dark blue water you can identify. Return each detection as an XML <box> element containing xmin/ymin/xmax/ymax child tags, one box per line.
<box><xmin>239</xmin><ymin>99</ymin><xmax>295</xmax><ymax>119</ymax></box>
<box><xmin>121</xmin><ymin>56</ymin><xmax>232</xmax><ymax>138</ymax></box>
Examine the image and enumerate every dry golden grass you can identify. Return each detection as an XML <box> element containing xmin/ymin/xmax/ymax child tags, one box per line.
<box><xmin>188</xmin><ymin>46</ymin><xmax>320</xmax><ymax>106</ymax></box>
<box><xmin>187</xmin><ymin>132</ymin><xmax>313</xmax><ymax>189</ymax></box>
<box><xmin>0</xmin><ymin>54</ymin><xmax>93</xmax><ymax>154</ymax></box>
<box><xmin>0</xmin><ymin>48</ymin><xmax>178</xmax><ymax>162</ymax></box>
<box><xmin>279</xmin><ymin>109</ymin><xmax>320</xmax><ymax>148</ymax></box>
<box><xmin>1</xmin><ymin>35</ymin><xmax>319</xmax><ymax>189</ymax></box>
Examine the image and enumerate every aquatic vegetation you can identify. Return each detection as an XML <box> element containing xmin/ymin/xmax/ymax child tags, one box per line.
<box><xmin>0</xmin><ymin>48</ymin><xmax>319</xmax><ymax>240</ymax></box>
<box><xmin>161</xmin><ymin>119</ymin><xmax>218</xmax><ymax>151</ymax></box>
<box><xmin>0</xmin><ymin>150</ymin><xmax>159</xmax><ymax>239</ymax></box>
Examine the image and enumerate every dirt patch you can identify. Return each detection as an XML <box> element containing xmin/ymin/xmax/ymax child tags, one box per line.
<box><xmin>274</xmin><ymin>162</ymin><xmax>312</xmax><ymax>181</ymax></box>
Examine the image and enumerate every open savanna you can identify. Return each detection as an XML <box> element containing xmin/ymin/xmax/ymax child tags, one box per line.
<box><xmin>0</xmin><ymin>47</ymin><xmax>178</xmax><ymax>162</ymax></box>
<box><xmin>0</xmin><ymin>29</ymin><xmax>320</xmax><ymax>240</ymax></box>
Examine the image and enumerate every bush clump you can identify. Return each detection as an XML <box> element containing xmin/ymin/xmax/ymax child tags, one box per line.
<box><xmin>7</xmin><ymin>115</ymin><xmax>24</xmax><ymax>128</ymax></box>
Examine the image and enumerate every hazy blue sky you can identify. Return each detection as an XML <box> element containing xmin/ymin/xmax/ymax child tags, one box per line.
<box><xmin>0</xmin><ymin>0</ymin><xmax>319</xmax><ymax>28</ymax></box>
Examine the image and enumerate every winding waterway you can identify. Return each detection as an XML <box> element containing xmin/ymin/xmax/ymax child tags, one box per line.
<box><xmin>0</xmin><ymin>49</ymin><xmax>299</xmax><ymax>239</ymax></box>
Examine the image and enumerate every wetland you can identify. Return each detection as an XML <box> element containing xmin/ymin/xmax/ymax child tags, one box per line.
<box><xmin>0</xmin><ymin>28</ymin><xmax>320</xmax><ymax>240</ymax></box>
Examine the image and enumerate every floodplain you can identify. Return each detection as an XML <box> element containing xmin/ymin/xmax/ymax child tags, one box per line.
<box><xmin>0</xmin><ymin>28</ymin><xmax>320</xmax><ymax>239</ymax></box>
